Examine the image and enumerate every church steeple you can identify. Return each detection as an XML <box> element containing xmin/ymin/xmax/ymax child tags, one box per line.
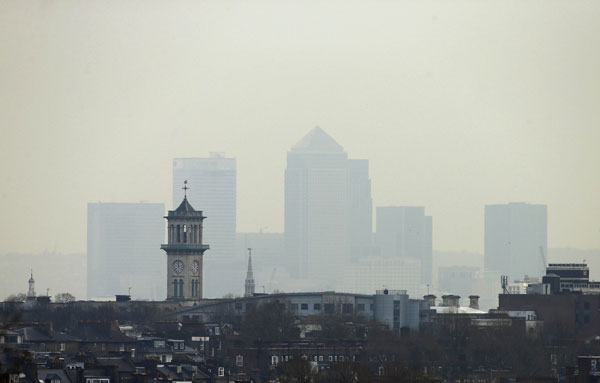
<box><xmin>244</xmin><ymin>248</ymin><xmax>255</xmax><ymax>297</ymax></box>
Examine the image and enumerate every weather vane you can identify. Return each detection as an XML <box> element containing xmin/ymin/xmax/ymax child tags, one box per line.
<box><xmin>182</xmin><ymin>180</ymin><xmax>189</xmax><ymax>198</ymax></box>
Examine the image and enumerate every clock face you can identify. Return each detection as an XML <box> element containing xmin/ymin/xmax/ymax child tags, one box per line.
<box><xmin>172</xmin><ymin>260</ymin><xmax>184</xmax><ymax>274</ymax></box>
<box><xmin>192</xmin><ymin>260</ymin><xmax>199</xmax><ymax>275</ymax></box>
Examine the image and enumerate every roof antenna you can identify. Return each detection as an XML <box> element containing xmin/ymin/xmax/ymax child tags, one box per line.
<box><xmin>182</xmin><ymin>180</ymin><xmax>189</xmax><ymax>198</ymax></box>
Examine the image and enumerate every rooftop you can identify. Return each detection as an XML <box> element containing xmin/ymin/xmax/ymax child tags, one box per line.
<box><xmin>291</xmin><ymin>126</ymin><xmax>345</xmax><ymax>153</ymax></box>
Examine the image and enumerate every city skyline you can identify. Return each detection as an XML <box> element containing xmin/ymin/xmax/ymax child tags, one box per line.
<box><xmin>1</xmin><ymin>1</ymin><xmax>599</xmax><ymax>257</ymax></box>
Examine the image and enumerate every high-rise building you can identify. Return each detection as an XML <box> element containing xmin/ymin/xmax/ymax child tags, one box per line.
<box><xmin>161</xmin><ymin>192</ymin><xmax>209</xmax><ymax>300</ymax></box>
<box><xmin>284</xmin><ymin>127</ymin><xmax>372</xmax><ymax>285</ymax></box>
<box><xmin>87</xmin><ymin>202</ymin><xmax>165</xmax><ymax>300</ymax></box>
<box><xmin>375</xmin><ymin>206</ymin><xmax>433</xmax><ymax>284</ymax></box>
<box><xmin>173</xmin><ymin>154</ymin><xmax>236</xmax><ymax>298</ymax></box>
<box><xmin>484</xmin><ymin>202</ymin><xmax>547</xmax><ymax>280</ymax></box>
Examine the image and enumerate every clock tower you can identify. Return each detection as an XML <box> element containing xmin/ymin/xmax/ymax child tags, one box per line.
<box><xmin>161</xmin><ymin>182</ymin><xmax>209</xmax><ymax>300</ymax></box>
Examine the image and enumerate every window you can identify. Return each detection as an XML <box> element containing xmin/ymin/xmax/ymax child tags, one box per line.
<box><xmin>342</xmin><ymin>304</ymin><xmax>353</xmax><ymax>314</ymax></box>
<box><xmin>319</xmin><ymin>356</ymin><xmax>323</xmax><ymax>362</ymax></box>
<box><xmin>177</xmin><ymin>225</ymin><xmax>181</xmax><ymax>242</ymax></box>
<box><xmin>314</xmin><ymin>303</ymin><xmax>321</xmax><ymax>311</ymax></box>
<box><xmin>324</xmin><ymin>303</ymin><xmax>335</xmax><ymax>314</ymax></box>
<box><xmin>236</xmin><ymin>355</ymin><xmax>244</xmax><ymax>367</ymax></box>
<box><xmin>301</xmin><ymin>303</ymin><xmax>308</xmax><ymax>310</ymax></box>
<box><xmin>313</xmin><ymin>356</ymin><xmax>317</xmax><ymax>361</ymax></box>
<box><xmin>119</xmin><ymin>344</ymin><xmax>124</xmax><ymax>352</ymax></box>
<box><xmin>235</xmin><ymin>302</ymin><xmax>243</xmax><ymax>310</ymax></box>
<box><xmin>218</xmin><ymin>367</ymin><xmax>224</xmax><ymax>377</ymax></box>
<box><xmin>271</xmin><ymin>356</ymin><xmax>278</xmax><ymax>365</ymax></box>
<box><xmin>179</xmin><ymin>279</ymin><xmax>184</xmax><ymax>297</ymax></box>
<box><xmin>357</xmin><ymin>304</ymin><xmax>365</xmax><ymax>312</ymax></box>
<box><xmin>291</xmin><ymin>303</ymin><xmax>299</xmax><ymax>310</ymax></box>
<box><xmin>183</xmin><ymin>224</ymin><xmax>187</xmax><ymax>242</ymax></box>
<box><xmin>329</xmin><ymin>356</ymin><xmax>333</xmax><ymax>362</ymax></box>
<box><xmin>60</xmin><ymin>343</ymin><xmax>66</xmax><ymax>351</ymax></box>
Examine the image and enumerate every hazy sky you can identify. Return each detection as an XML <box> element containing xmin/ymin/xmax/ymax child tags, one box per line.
<box><xmin>1</xmin><ymin>0</ymin><xmax>599</xmax><ymax>255</ymax></box>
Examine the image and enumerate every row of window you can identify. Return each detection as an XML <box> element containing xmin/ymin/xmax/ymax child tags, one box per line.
<box><xmin>289</xmin><ymin>303</ymin><xmax>371</xmax><ymax>313</ymax></box>
<box><xmin>169</xmin><ymin>224</ymin><xmax>202</xmax><ymax>244</ymax></box>
<box><xmin>232</xmin><ymin>301</ymin><xmax>374</xmax><ymax>313</ymax></box>
<box><xmin>270</xmin><ymin>354</ymin><xmax>354</xmax><ymax>365</ymax></box>
<box><xmin>172</xmin><ymin>279</ymin><xmax>199</xmax><ymax>297</ymax></box>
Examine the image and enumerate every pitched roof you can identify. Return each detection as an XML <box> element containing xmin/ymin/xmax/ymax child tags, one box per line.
<box><xmin>37</xmin><ymin>369</ymin><xmax>72</xmax><ymax>383</ymax></box>
<box><xmin>291</xmin><ymin>126</ymin><xmax>345</xmax><ymax>153</ymax></box>
<box><xmin>174</xmin><ymin>197</ymin><xmax>196</xmax><ymax>213</ymax></box>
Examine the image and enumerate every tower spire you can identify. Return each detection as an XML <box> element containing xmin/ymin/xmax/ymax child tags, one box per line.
<box><xmin>244</xmin><ymin>248</ymin><xmax>255</xmax><ymax>297</ymax></box>
<box><xmin>27</xmin><ymin>270</ymin><xmax>36</xmax><ymax>297</ymax></box>
<box><xmin>182</xmin><ymin>180</ymin><xmax>189</xmax><ymax>199</ymax></box>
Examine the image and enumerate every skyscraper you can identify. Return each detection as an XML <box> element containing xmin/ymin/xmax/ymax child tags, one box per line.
<box><xmin>172</xmin><ymin>154</ymin><xmax>236</xmax><ymax>297</ymax></box>
<box><xmin>284</xmin><ymin>127</ymin><xmax>372</xmax><ymax>286</ymax></box>
<box><xmin>87</xmin><ymin>202</ymin><xmax>165</xmax><ymax>300</ymax></box>
<box><xmin>375</xmin><ymin>206</ymin><xmax>433</xmax><ymax>285</ymax></box>
<box><xmin>484</xmin><ymin>202</ymin><xmax>547</xmax><ymax>280</ymax></box>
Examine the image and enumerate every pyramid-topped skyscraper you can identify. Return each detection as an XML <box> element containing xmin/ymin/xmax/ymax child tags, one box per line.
<box><xmin>285</xmin><ymin>127</ymin><xmax>372</xmax><ymax>287</ymax></box>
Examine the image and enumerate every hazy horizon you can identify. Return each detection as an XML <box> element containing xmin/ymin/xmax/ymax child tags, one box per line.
<box><xmin>1</xmin><ymin>0</ymin><xmax>599</xmax><ymax>256</ymax></box>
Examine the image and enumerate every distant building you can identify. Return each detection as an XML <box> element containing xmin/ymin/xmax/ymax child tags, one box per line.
<box><xmin>484</xmin><ymin>202</ymin><xmax>547</xmax><ymax>280</ymax></box>
<box><xmin>375</xmin><ymin>206</ymin><xmax>433</xmax><ymax>284</ymax></box>
<box><xmin>338</xmin><ymin>256</ymin><xmax>425</xmax><ymax>297</ymax></box>
<box><xmin>175</xmin><ymin>289</ymin><xmax>423</xmax><ymax>333</ymax></box>
<box><xmin>284</xmin><ymin>127</ymin><xmax>372</xmax><ymax>285</ymax></box>
<box><xmin>499</xmin><ymin>263</ymin><xmax>600</xmax><ymax>339</ymax></box>
<box><xmin>173</xmin><ymin>154</ymin><xmax>236</xmax><ymax>298</ymax></box>
<box><xmin>373</xmin><ymin>289</ymin><xmax>424</xmax><ymax>332</ymax></box>
<box><xmin>438</xmin><ymin>266</ymin><xmax>479</xmax><ymax>298</ymax></box>
<box><xmin>87</xmin><ymin>202</ymin><xmax>165</xmax><ymax>300</ymax></box>
<box><xmin>161</xmin><ymin>192</ymin><xmax>210</xmax><ymax>300</ymax></box>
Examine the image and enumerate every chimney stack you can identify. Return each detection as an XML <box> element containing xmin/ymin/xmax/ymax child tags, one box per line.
<box><xmin>441</xmin><ymin>295</ymin><xmax>460</xmax><ymax>308</ymax></box>
<box><xmin>423</xmin><ymin>295</ymin><xmax>436</xmax><ymax>308</ymax></box>
<box><xmin>468</xmin><ymin>295</ymin><xmax>480</xmax><ymax>310</ymax></box>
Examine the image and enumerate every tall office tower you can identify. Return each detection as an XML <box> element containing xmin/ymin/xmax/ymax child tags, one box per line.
<box><xmin>484</xmin><ymin>202</ymin><xmax>547</xmax><ymax>280</ymax></box>
<box><xmin>173</xmin><ymin>154</ymin><xmax>236</xmax><ymax>297</ymax></box>
<box><xmin>284</xmin><ymin>127</ymin><xmax>372</xmax><ymax>285</ymax></box>
<box><xmin>87</xmin><ymin>202</ymin><xmax>165</xmax><ymax>300</ymax></box>
<box><xmin>375</xmin><ymin>206</ymin><xmax>433</xmax><ymax>284</ymax></box>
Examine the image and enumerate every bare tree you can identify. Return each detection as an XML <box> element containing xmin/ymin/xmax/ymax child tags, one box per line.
<box><xmin>54</xmin><ymin>292</ymin><xmax>76</xmax><ymax>303</ymax></box>
<box><xmin>4</xmin><ymin>293</ymin><xmax>26</xmax><ymax>302</ymax></box>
